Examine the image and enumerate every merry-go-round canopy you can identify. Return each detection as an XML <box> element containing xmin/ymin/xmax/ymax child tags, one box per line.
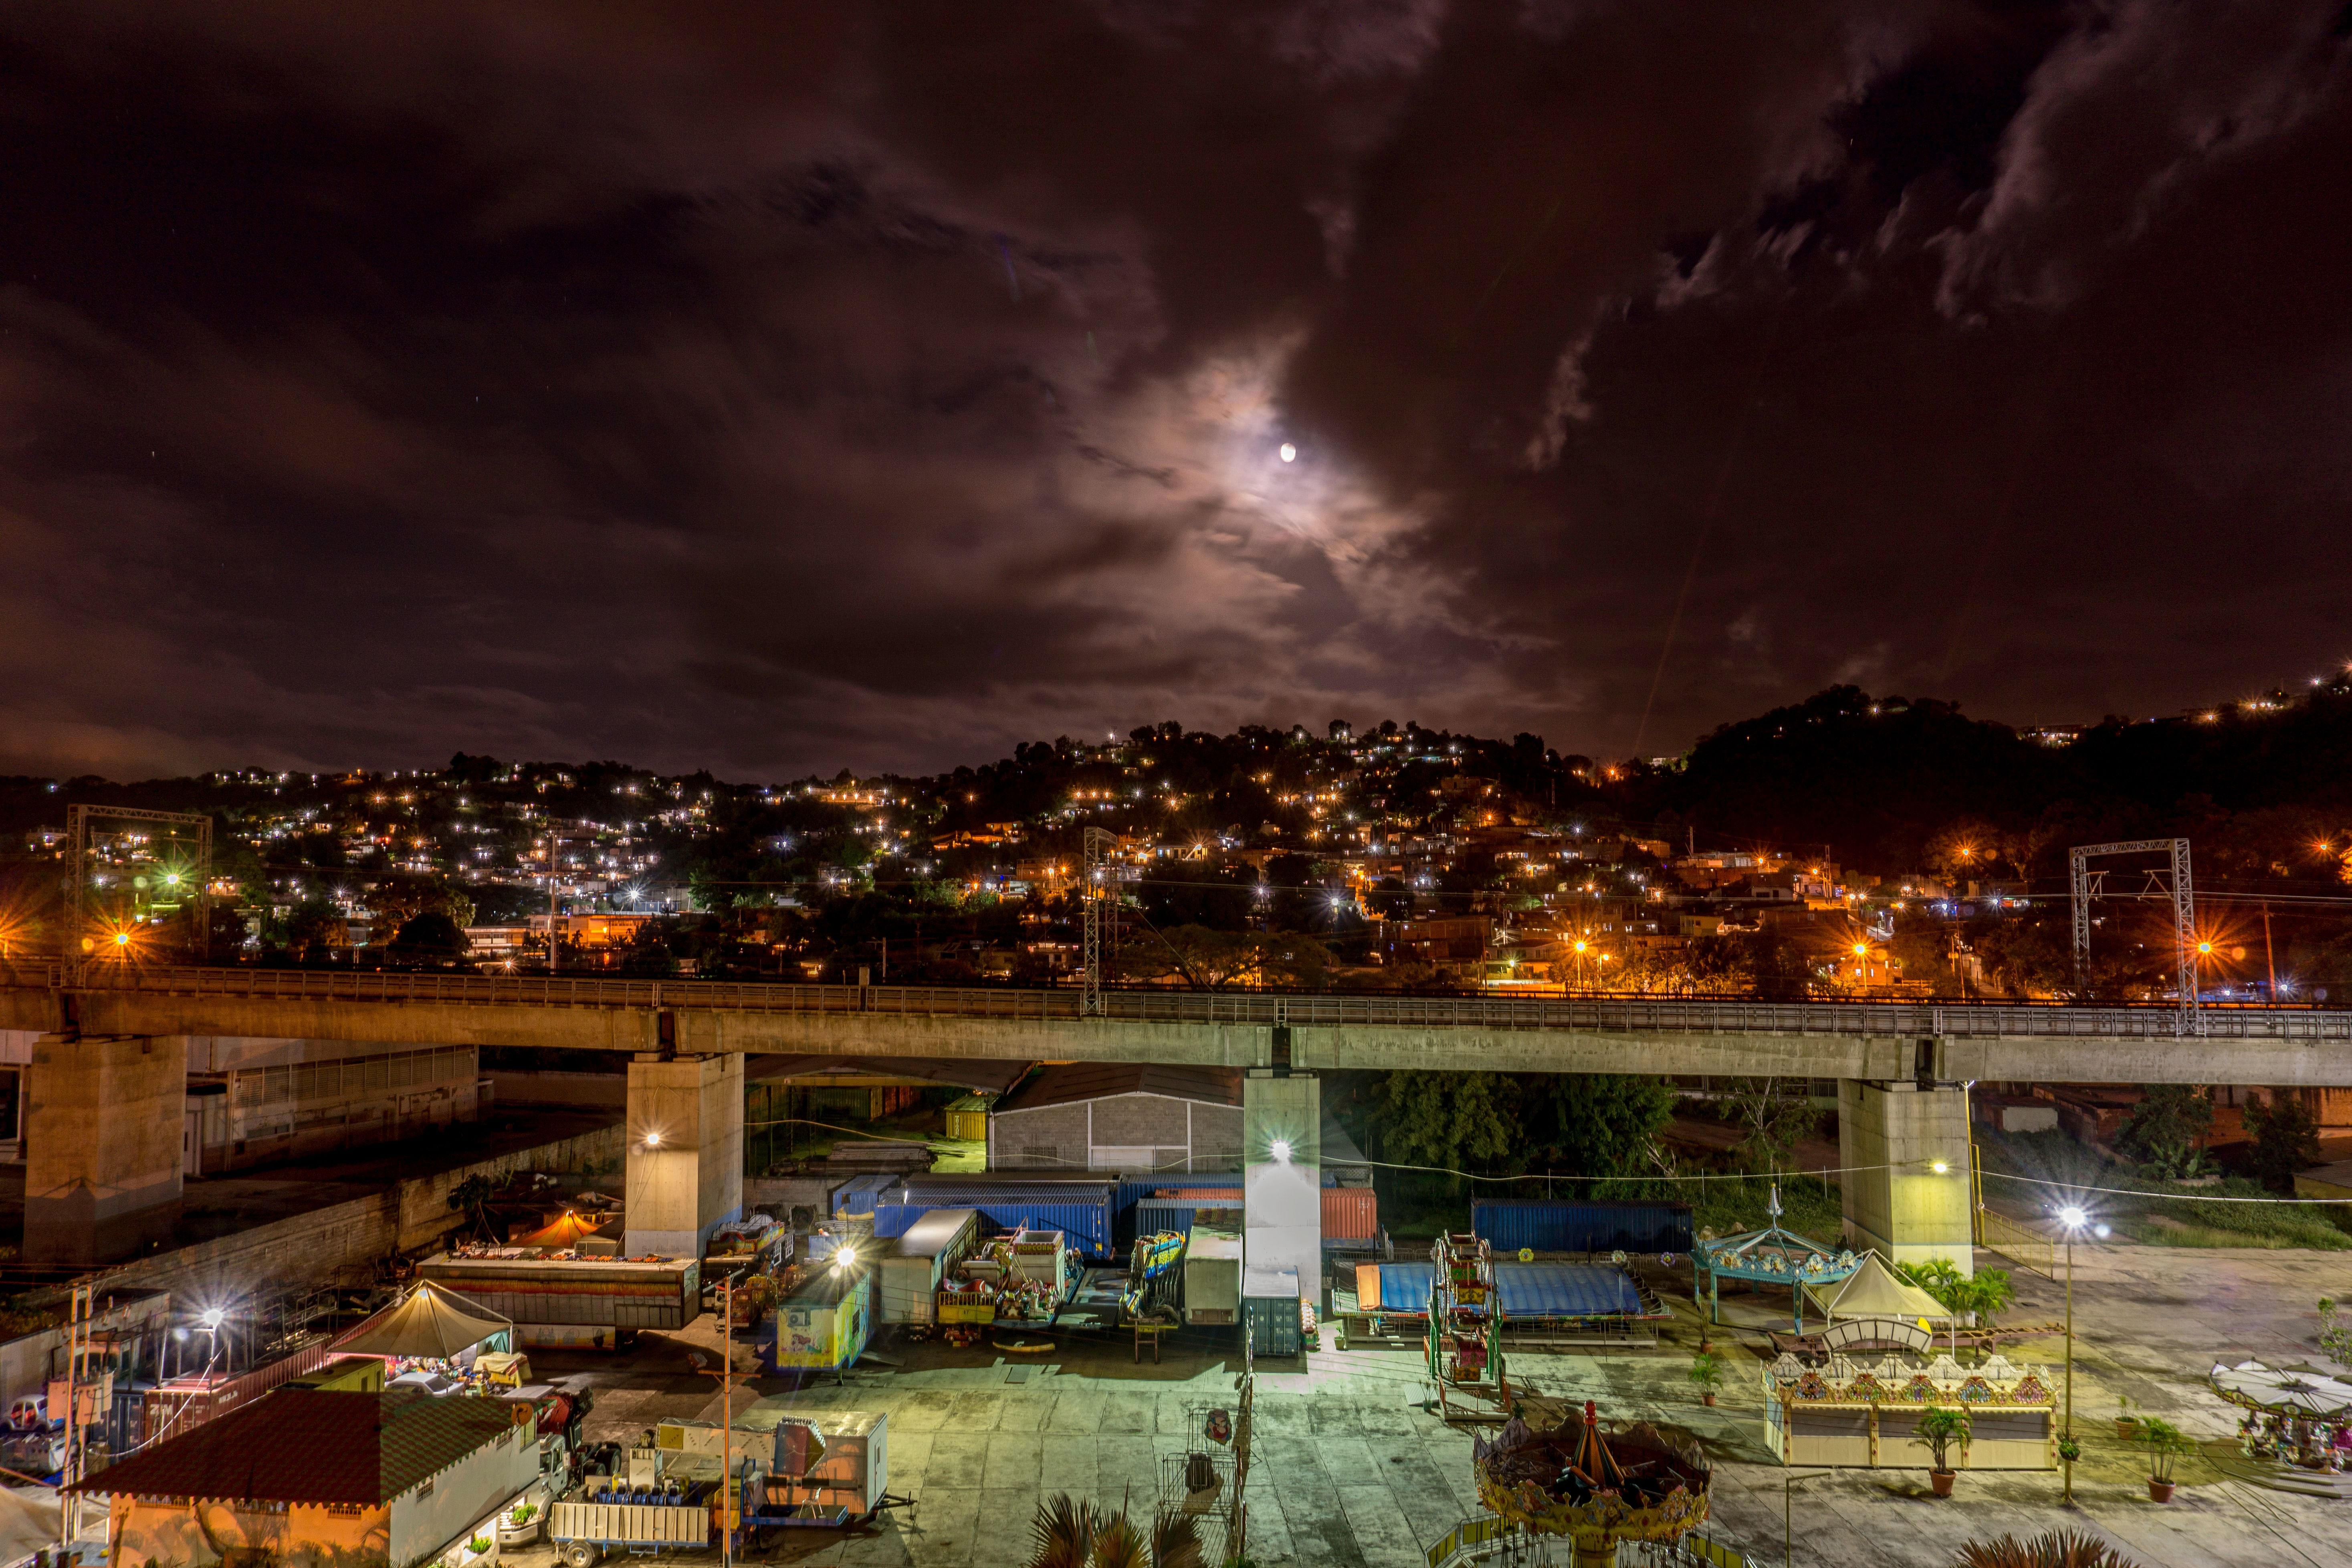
<box><xmin>1691</xmin><ymin>1186</ymin><xmax>1859</xmax><ymax>1330</ymax></box>
<box><xmin>2211</xmin><ymin>1359</ymin><xmax>2352</xmax><ymax>1420</ymax></box>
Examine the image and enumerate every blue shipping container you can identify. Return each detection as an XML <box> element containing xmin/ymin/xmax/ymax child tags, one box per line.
<box><xmin>863</xmin><ymin>1195</ymin><xmax>1115</xmax><ymax>1260</ymax></box>
<box><xmin>1470</xmin><ymin>1200</ymin><xmax>1693</xmax><ymax>1257</ymax></box>
<box><xmin>833</xmin><ymin>1174</ymin><xmax>896</xmax><ymax>1217</ymax></box>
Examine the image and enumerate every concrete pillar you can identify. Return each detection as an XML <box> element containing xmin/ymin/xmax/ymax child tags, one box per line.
<box><xmin>24</xmin><ymin>1034</ymin><xmax>187</xmax><ymax>1266</ymax></box>
<box><xmin>1242</xmin><ymin>1072</ymin><xmax>1321</xmax><ymax>1307</ymax></box>
<box><xmin>625</xmin><ymin>1054</ymin><xmax>742</xmax><ymax>1258</ymax></box>
<box><xmin>1837</xmin><ymin>1080</ymin><xmax>1973</xmax><ymax>1276</ymax></box>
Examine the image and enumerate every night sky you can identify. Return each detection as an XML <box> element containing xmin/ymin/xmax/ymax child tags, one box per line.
<box><xmin>2</xmin><ymin>2</ymin><xmax>2347</xmax><ymax>780</ymax></box>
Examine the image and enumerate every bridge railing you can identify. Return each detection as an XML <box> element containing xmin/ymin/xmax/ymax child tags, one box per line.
<box><xmin>7</xmin><ymin>961</ymin><xmax>2352</xmax><ymax>1041</ymax></box>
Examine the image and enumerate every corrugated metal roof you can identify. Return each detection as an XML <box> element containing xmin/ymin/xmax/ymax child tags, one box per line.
<box><xmin>995</xmin><ymin>1062</ymin><xmax>1243</xmax><ymax>1113</ymax></box>
<box><xmin>74</xmin><ymin>1389</ymin><xmax>515</xmax><ymax>1504</ymax></box>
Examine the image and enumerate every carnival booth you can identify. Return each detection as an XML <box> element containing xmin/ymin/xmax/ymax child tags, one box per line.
<box><xmin>1761</xmin><ymin>1349</ymin><xmax>2056</xmax><ymax>1470</ymax></box>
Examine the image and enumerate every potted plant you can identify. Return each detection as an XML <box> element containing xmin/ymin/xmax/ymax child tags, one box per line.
<box><xmin>2139</xmin><ymin>1417</ymin><xmax>2192</xmax><ymax>1503</ymax></box>
<box><xmin>497</xmin><ymin>1502</ymin><xmax>541</xmax><ymax>1546</ymax></box>
<box><xmin>1912</xmin><ymin>1403</ymin><xmax>1972</xmax><ymax>1497</ymax></box>
<box><xmin>2115</xmin><ymin>1394</ymin><xmax>2139</xmax><ymax>1440</ymax></box>
<box><xmin>1688</xmin><ymin>1350</ymin><xmax>1726</xmax><ymax>1407</ymax></box>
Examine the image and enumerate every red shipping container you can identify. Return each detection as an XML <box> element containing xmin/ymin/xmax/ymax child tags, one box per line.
<box><xmin>1321</xmin><ymin>1188</ymin><xmax>1378</xmax><ymax>1240</ymax></box>
<box><xmin>1143</xmin><ymin>1187</ymin><xmax>1378</xmax><ymax>1239</ymax></box>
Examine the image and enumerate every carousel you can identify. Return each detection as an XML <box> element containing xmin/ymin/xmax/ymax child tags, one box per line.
<box><xmin>1690</xmin><ymin>1185</ymin><xmax>1859</xmax><ymax>1332</ymax></box>
<box><xmin>1473</xmin><ymin>1400</ymin><xmax>1711</xmax><ymax>1568</ymax></box>
<box><xmin>2211</xmin><ymin>1360</ymin><xmax>2352</xmax><ymax>1470</ymax></box>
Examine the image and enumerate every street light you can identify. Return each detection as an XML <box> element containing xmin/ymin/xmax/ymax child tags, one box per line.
<box><xmin>2055</xmin><ymin>1204</ymin><xmax>2090</xmax><ymax>1503</ymax></box>
<box><xmin>1784</xmin><ymin>1469</ymin><xmax>1833</xmax><ymax>1566</ymax></box>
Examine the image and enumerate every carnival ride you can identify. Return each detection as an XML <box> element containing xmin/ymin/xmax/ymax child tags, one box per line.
<box><xmin>1472</xmin><ymin>1400</ymin><xmax>1711</xmax><ymax>1568</ymax></box>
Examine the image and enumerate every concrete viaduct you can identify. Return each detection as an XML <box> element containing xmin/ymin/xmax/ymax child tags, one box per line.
<box><xmin>8</xmin><ymin>963</ymin><xmax>2349</xmax><ymax>1275</ymax></box>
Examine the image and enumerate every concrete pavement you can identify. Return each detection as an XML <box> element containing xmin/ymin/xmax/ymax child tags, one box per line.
<box><xmin>509</xmin><ymin>1244</ymin><xmax>2352</xmax><ymax>1567</ymax></box>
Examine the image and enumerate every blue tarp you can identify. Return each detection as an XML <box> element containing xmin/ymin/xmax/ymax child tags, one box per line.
<box><xmin>1368</xmin><ymin>1262</ymin><xmax>1644</xmax><ymax>1319</ymax></box>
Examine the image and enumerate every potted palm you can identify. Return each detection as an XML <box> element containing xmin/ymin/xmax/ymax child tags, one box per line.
<box><xmin>1688</xmin><ymin>1350</ymin><xmax>1726</xmax><ymax>1407</ymax></box>
<box><xmin>2139</xmin><ymin>1417</ymin><xmax>2192</xmax><ymax>1503</ymax></box>
<box><xmin>1912</xmin><ymin>1403</ymin><xmax>1971</xmax><ymax>1497</ymax></box>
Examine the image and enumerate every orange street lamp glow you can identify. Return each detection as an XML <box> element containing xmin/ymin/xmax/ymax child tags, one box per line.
<box><xmin>1852</xmin><ymin>943</ymin><xmax>1868</xmax><ymax>957</ymax></box>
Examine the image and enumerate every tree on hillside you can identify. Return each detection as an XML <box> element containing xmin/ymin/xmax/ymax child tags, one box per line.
<box><xmin>392</xmin><ymin>910</ymin><xmax>468</xmax><ymax>963</ymax></box>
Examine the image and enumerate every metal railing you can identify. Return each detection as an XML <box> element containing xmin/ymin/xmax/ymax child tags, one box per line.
<box><xmin>8</xmin><ymin>961</ymin><xmax>2352</xmax><ymax>1043</ymax></box>
<box><xmin>1975</xmin><ymin>1204</ymin><xmax>2057</xmax><ymax>1279</ymax></box>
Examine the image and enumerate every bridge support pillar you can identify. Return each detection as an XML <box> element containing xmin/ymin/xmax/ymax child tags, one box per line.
<box><xmin>24</xmin><ymin>1033</ymin><xmax>186</xmax><ymax>1267</ymax></box>
<box><xmin>624</xmin><ymin>1053</ymin><xmax>743</xmax><ymax>1259</ymax></box>
<box><xmin>1242</xmin><ymin>1071</ymin><xmax>1322</xmax><ymax>1314</ymax></box>
<box><xmin>1837</xmin><ymin>1079</ymin><xmax>1973</xmax><ymax>1277</ymax></box>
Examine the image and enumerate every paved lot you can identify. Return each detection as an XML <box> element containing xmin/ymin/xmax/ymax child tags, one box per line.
<box><xmin>513</xmin><ymin>1245</ymin><xmax>2352</xmax><ymax>1568</ymax></box>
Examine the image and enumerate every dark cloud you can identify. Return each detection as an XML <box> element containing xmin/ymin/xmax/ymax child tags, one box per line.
<box><xmin>0</xmin><ymin>0</ymin><xmax>2345</xmax><ymax>779</ymax></box>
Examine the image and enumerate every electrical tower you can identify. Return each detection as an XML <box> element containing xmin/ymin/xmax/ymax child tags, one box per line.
<box><xmin>66</xmin><ymin>803</ymin><xmax>214</xmax><ymax>961</ymax></box>
<box><xmin>2069</xmin><ymin>838</ymin><xmax>2198</xmax><ymax>1034</ymax></box>
<box><xmin>1082</xmin><ymin>827</ymin><xmax>1113</xmax><ymax>1016</ymax></box>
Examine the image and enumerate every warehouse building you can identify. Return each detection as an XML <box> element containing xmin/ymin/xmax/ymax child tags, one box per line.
<box><xmin>987</xmin><ymin>1064</ymin><xmax>1243</xmax><ymax>1175</ymax></box>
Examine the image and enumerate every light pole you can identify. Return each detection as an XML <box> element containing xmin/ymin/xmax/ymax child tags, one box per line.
<box><xmin>1785</xmin><ymin>1468</ymin><xmax>1831</xmax><ymax>1566</ymax></box>
<box><xmin>2056</xmin><ymin>1205</ymin><xmax>2087</xmax><ymax>1504</ymax></box>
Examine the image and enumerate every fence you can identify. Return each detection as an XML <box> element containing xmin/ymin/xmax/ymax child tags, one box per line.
<box><xmin>1974</xmin><ymin>1203</ymin><xmax>2057</xmax><ymax>1279</ymax></box>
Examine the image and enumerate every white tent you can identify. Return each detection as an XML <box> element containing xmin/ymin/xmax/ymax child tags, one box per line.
<box><xmin>0</xmin><ymin>1485</ymin><xmax>61</xmax><ymax>1568</ymax></box>
<box><xmin>332</xmin><ymin>1281</ymin><xmax>511</xmax><ymax>1360</ymax></box>
<box><xmin>1806</xmin><ymin>1253</ymin><xmax>1954</xmax><ymax>1324</ymax></box>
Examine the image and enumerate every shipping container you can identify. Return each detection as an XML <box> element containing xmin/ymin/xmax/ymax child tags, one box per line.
<box><xmin>762</xmin><ymin>1267</ymin><xmax>873</xmax><ymax>1375</ymax></box>
<box><xmin>416</xmin><ymin>1253</ymin><xmax>702</xmax><ymax>1333</ymax></box>
<box><xmin>876</xmin><ymin>1209</ymin><xmax>980</xmax><ymax>1325</ymax></box>
<box><xmin>1183</xmin><ymin>1225</ymin><xmax>1243</xmax><ymax>1327</ymax></box>
<box><xmin>943</xmin><ymin>1093</ymin><xmax>993</xmax><ymax>1143</ymax></box>
<box><xmin>1242</xmin><ymin>1264</ymin><xmax>1302</xmax><ymax>1357</ymax></box>
<box><xmin>139</xmin><ymin>1333</ymin><xmax>335</xmax><ymax>1445</ymax></box>
<box><xmin>871</xmin><ymin>1180</ymin><xmax>1117</xmax><ymax>1259</ymax></box>
<box><xmin>832</xmin><ymin>1173</ymin><xmax>897</xmax><ymax>1218</ymax></box>
<box><xmin>1469</xmin><ymin>1200</ymin><xmax>1693</xmax><ymax>1257</ymax></box>
<box><xmin>1131</xmin><ymin>1188</ymin><xmax>1378</xmax><ymax>1240</ymax></box>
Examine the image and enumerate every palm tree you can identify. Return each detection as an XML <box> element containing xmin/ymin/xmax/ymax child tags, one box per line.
<box><xmin>1952</xmin><ymin>1529</ymin><xmax>2143</xmax><ymax>1567</ymax></box>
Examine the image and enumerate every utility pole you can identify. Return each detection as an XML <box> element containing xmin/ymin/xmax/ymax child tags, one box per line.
<box><xmin>61</xmin><ymin>1284</ymin><xmax>90</xmax><ymax>1552</ymax></box>
<box><xmin>546</xmin><ymin>827</ymin><xmax>561</xmax><ymax>973</ymax></box>
<box><xmin>2263</xmin><ymin>903</ymin><xmax>2278</xmax><ymax>1005</ymax></box>
<box><xmin>722</xmin><ymin>1275</ymin><xmax>733</xmax><ymax>1568</ymax></box>
<box><xmin>1082</xmin><ymin>827</ymin><xmax>1112</xmax><ymax>1016</ymax></box>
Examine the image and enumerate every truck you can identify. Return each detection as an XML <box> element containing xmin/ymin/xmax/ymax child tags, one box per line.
<box><xmin>549</xmin><ymin>1413</ymin><xmax>891</xmax><ymax>1562</ymax></box>
<box><xmin>876</xmin><ymin>1208</ymin><xmax>979</xmax><ymax>1328</ymax></box>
